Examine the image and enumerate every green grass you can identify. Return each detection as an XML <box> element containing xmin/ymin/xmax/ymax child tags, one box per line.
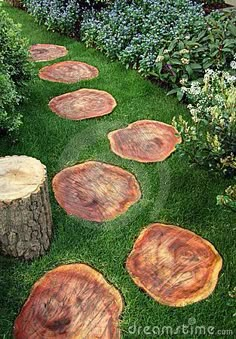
<box><xmin>0</xmin><ymin>2</ymin><xmax>235</xmax><ymax>338</ymax></box>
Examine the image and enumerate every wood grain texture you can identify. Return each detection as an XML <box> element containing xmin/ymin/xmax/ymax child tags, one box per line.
<box><xmin>14</xmin><ymin>264</ymin><xmax>123</xmax><ymax>338</ymax></box>
<box><xmin>29</xmin><ymin>44</ymin><xmax>68</xmax><ymax>62</ymax></box>
<box><xmin>108</xmin><ymin>120</ymin><xmax>181</xmax><ymax>162</ymax></box>
<box><xmin>0</xmin><ymin>156</ymin><xmax>52</xmax><ymax>260</ymax></box>
<box><xmin>39</xmin><ymin>61</ymin><xmax>99</xmax><ymax>83</ymax></box>
<box><xmin>52</xmin><ymin>161</ymin><xmax>141</xmax><ymax>222</ymax></box>
<box><xmin>49</xmin><ymin>89</ymin><xmax>117</xmax><ymax>120</ymax></box>
<box><xmin>126</xmin><ymin>223</ymin><xmax>222</xmax><ymax>307</ymax></box>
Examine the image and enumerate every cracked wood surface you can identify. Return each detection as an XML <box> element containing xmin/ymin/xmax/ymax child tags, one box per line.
<box><xmin>14</xmin><ymin>263</ymin><xmax>123</xmax><ymax>339</ymax></box>
<box><xmin>29</xmin><ymin>44</ymin><xmax>68</xmax><ymax>62</ymax></box>
<box><xmin>0</xmin><ymin>156</ymin><xmax>52</xmax><ymax>260</ymax></box>
<box><xmin>52</xmin><ymin>161</ymin><xmax>141</xmax><ymax>222</ymax></box>
<box><xmin>108</xmin><ymin>120</ymin><xmax>181</xmax><ymax>162</ymax></box>
<box><xmin>126</xmin><ymin>223</ymin><xmax>222</xmax><ymax>307</ymax></box>
<box><xmin>39</xmin><ymin>61</ymin><xmax>99</xmax><ymax>83</ymax></box>
<box><xmin>49</xmin><ymin>89</ymin><xmax>117</xmax><ymax>120</ymax></box>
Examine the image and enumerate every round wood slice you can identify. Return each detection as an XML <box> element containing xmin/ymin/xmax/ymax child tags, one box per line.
<box><xmin>126</xmin><ymin>223</ymin><xmax>222</xmax><ymax>307</ymax></box>
<box><xmin>14</xmin><ymin>263</ymin><xmax>123</xmax><ymax>338</ymax></box>
<box><xmin>0</xmin><ymin>156</ymin><xmax>52</xmax><ymax>260</ymax></box>
<box><xmin>39</xmin><ymin>61</ymin><xmax>99</xmax><ymax>83</ymax></box>
<box><xmin>29</xmin><ymin>44</ymin><xmax>68</xmax><ymax>62</ymax></box>
<box><xmin>108</xmin><ymin>120</ymin><xmax>181</xmax><ymax>162</ymax></box>
<box><xmin>49</xmin><ymin>89</ymin><xmax>117</xmax><ymax>120</ymax></box>
<box><xmin>52</xmin><ymin>161</ymin><xmax>141</xmax><ymax>222</ymax></box>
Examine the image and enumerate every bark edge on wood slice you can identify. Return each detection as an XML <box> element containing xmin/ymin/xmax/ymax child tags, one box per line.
<box><xmin>29</xmin><ymin>44</ymin><xmax>68</xmax><ymax>62</ymax></box>
<box><xmin>126</xmin><ymin>223</ymin><xmax>222</xmax><ymax>307</ymax></box>
<box><xmin>108</xmin><ymin>120</ymin><xmax>181</xmax><ymax>163</ymax></box>
<box><xmin>14</xmin><ymin>263</ymin><xmax>123</xmax><ymax>339</ymax></box>
<box><xmin>0</xmin><ymin>155</ymin><xmax>53</xmax><ymax>260</ymax></box>
<box><xmin>39</xmin><ymin>61</ymin><xmax>99</xmax><ymax>83</ymax></box>
<box><xmin>49</xmin><ymin>89</ymin><xmax>117</xmax><ymax>120</ymax></box>
<box><xmin>52</xmin><ymin>161</ymin><xmax>141</xmax><ymax>222</ymax></box>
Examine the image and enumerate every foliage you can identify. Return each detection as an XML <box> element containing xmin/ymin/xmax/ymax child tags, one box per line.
<box><xmin>173</xmin><ymin>69</ymin><xmax>236</xmax><ymax>176</ymax></box>
<box><xmin>81</xmin><ymin>0</ymin><xmax>205</xmax><ymax>66</ymax></box>
<box><xmin>23</xmin><ymin>0</ymin><xmax>81</xmax><ymax>35</ymax></box>
<box><xmin>217</xmin><ymin>185</ymin><xmax>236</xmax><ymax>211</ymax></box>
<box><xmin>0</xmin><ymin>7</ymin><xmax>32</xmax><ymax>134</ymax></box>
<box><xmin>155</xmin><ymin>11</ymin><xmax>236</xmax><ymax>100</ymax></box>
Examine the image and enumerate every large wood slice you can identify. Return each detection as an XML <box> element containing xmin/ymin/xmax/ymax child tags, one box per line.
<box><xmin>39</xmin><ymin>61</ymin><xmax>99</xmax><ymax>83</ymax></box>
<box><xmin>14</xmin><ymin>263</ymin><xmax>123</xmax><ymax>338</ymax></box>
<box><xmin>126</xmin><ymin>223</ymin><xmax>222</xmax><ymax>307</ymax></box>
<box><xmin>0</xmin><ymin>156</ymin><xmax>52</xmax><ymax>260</ymax></box>
<box><xmin>29</xmin><ymin>44</ymin><xmax>68</xmax><ymax>62</ymax></box>
<box><xmin>52</xmin><ymin>161</ymin><xmax>141</xmax><ymax>222</ymax></box>
<box><xmin>49</xmin><ymin>89</ymin><xmax>117</xmax><ymax>120</ymax></box>
<box><xmin>108</xmin><ymin>120</ymin><xmax>181</xmax><ymax>162</ymax></box>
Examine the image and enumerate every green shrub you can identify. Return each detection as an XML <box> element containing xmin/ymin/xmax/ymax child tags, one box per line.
<box><xmin>217</xmin><ymin>185</ymin><xmax>236</xmax><ymax>211</ymax></box>
<box><xmin>172</xmin><ymin>69</ymin><xmax>236</xmax><ymax>176</ymax></box>
<box><xmin>0</xmin><ymin>7</ymin><xmax>32</xmax><ymax>134</ymax></box>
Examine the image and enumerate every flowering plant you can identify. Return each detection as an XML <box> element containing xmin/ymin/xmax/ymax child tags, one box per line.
<box><xmin>217</xmin><ymin>185</ymin><xmax>236</xmax><ymax>211</ymax></box>
<box><xmin>172</xmin><ymin>69</ymin><xmax>236</xmax><ymax>176</ymax></box>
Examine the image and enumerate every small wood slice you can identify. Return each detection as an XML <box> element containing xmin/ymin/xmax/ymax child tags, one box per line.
<box><xmin>14</xmin><ymin>264</ymin><xmax>123</xmax><ymax>338</ymax></box>
<box><xmin>39</xmin><ymin>61</ymin><xmax>99</xmax><ymax>83</ymax></box>
<box><xmin>49</xmin><ymin>89</ymin><xmax>117</xmax><ymax>120</ymax></box>
<box><xmin>126</xmin><ymin>223</ymin><xmax>222</xmax><ymax>307</ymax></box>
<box><xmin>29</xmin><ymin>44</ymin><xmax>68</xmax><ymax>62</ymax></box>
<box><xmin>108</xmin><ymin>120</ymin><xmax>181</xmax><ymax>162</ymax></box>
<box><xmin>52</xmin><ymin>161</ymin><xmax>141</xmax><ymax>222</ymax></box>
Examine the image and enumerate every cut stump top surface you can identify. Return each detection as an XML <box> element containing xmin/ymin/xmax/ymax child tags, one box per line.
<box><xmin>49</xmin><ymin>89</ymin><xmax>117</xmax><ymax>120</ymax></box>
<box><xmin>108</xmin><ymin>120</ymin><xmax>181</xmax><ymax>162</ymax></box>
<box><xmin>14</xmin><ymin>263</ymin><xmax>123</xmax><ymax>339</ymax></box>
<box><xmin>126</xmin><ymin>223</ymin><xmax>222</xmax><ymax>307</ymax></box>
<box><xmin>29</xmin><ymin>44</ymin><xmax>68</xmax><ymax>62</ymax></box>
<box><xmin>39</xmin><ymin>61</ymin><xmax>99</xmax><ymax>83</ymax></box>
<box><xmin>52</xmin><ymin>161</ymin><xmax>141</xmax><ymax>222</ymax></box>
<box><xmin>0</xmin><ymin>156</ymin><xmax>46</xmax><ymax>202</ymax></box>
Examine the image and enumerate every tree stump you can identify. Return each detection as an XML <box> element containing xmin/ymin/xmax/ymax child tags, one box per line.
<box><xmin>0</xmin><ymin>156</ymin><xmax>53</xmax><ymax>260</ymax></box>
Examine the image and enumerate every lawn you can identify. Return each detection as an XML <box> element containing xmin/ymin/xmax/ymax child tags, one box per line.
<box><xmin>0</xmin><ymin>2</ymin><xmax>235</xmax><ymax>338</ymax></box>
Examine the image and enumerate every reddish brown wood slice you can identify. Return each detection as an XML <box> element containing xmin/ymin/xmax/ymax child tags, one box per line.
<box><xmin>52</xmin><ymin>161</ymin><xmax>141</xmax><ymax>222</ymax></box>
<box><xmin>29</xmin><ymin>44</ymin><xmax>68</xmax><ymax>62</ymax></box>
<box><xmin>39</xmin><ymin>61</ymin><xmax>99</xmax><ymax>83</ymax></box>
<box><xmin>14</xmin><ymin>264</ymin><xmax>123</xmax><ymax>338</ymax></box>
<box><xmin>49</xmin><ymin>89</ymin><xmax>117</xmax><ymax>120</ymax></box>
<box><xmin>108</xmin><ymin>120</ymin><xmax>181</xmax><ymax>162</ymax></box>
<box><xmin>126</xmin><ymin>223</ymin><xmax>222</xmax><ymax>307</ymax></box>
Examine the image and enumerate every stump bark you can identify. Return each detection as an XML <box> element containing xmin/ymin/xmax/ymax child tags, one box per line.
<box><xmin>0</xmin><ymin>156</ymin><xmax>53</xmax><ymax>260</ymax></box>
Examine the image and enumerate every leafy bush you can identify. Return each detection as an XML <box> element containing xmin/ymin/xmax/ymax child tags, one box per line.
<box><xmin>217</xmin><ymin>185</ymin><xmax>236</xmax><ymax>211</ymax></box>
<box><xmin>23</xmin><ymin>0</ymin><xmax>81</xmax><ymax>35</ymax></box>
<box><xmin>172</xmin><ymin>69</ymin><xmax>236</xmax><ymax>176</ymax></box>
<box><xmin>0</xmin><ymin>7</ymin><xmax>32</xmax><ymax>134</ymax></box>
<box><xmin>81</xmin><ymin>0</ymin><xmax>205</xmax><ymax>66</ymax></box>
<box><xmin>155</xmin><ymin>11</ymin><xmax>236</xmax><ymax>99</ymax></box>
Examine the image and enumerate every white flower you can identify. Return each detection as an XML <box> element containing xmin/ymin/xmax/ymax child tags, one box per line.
<box><xmin>185</xmin><ymin>35</ymin><xmax>190</xmax><ymax>40</ymax></box>
<box><xmin>179</xmin><ymin>78</ymin><xmax>187</xmax><ymax>85</ymax></box>
<box><xmin>230</xmin><ymin>61</ymin><xmax>236</xmax><ymax>69</ymax></box>
<box><xmin>181</xmin><ymin>86</ymin><xmax>188</xmax><ymax>93</ymax></box>
<box><xmin>181</xmin><ymin>58</ymin><xmax>189</xmax><ymax>65</ymax></box>
<box><xmin>179</xmin><ymin>49</ymin><xmax>189</xmax><ymax>55</ymax></box>
<box><xmin>156</xmin><ymin>55</ymin><xmax>164</xmax><ymax>62</ymax></box>
<box><xmin>163</xmin><ymin>49</ymin><xmax>169</xmax><ymax>54</ymax></box>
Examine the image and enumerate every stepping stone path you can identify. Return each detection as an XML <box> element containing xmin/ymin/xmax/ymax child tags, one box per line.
<box><xmin>108</xmin><ymin>120</ymin><xmax>181</xmax><ymax>163</ymax></box>
<box><xmin>126</xmin><ymin>223</ymin><xmax>222</xmax><ymax>307</ymax></box>
<box><xmin>29</xmin><ymin>44</ymin><xmax>68</xmax><ymax>62</ymax></box>
<box><xmin>52</xmin><ymin>161</ymin><xmax>141</xmax><ymax>222</ymax></box>
<box><xmin>14</xmin><ymin>264</ymin><xmax>123</xmax><ymax>338</ymax></box>
<box><xmin>39</xmin><ymin>61</ymin><xmax>99</xmax><ymax>83</ymax></box>
<box><xmin>49</xmin><ymin>89</ymin><xmax>117</xmax><ymax>120</ymax></box>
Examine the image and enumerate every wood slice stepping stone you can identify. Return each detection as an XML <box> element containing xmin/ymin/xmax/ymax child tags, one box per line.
<box><xmin>39</xmin><ymin>61</ymin><xmax>99</xmax><ymax>83</ymax></box>
<box><xmin>0</xmin><ymin>156</ymin><xmax>52</xmax><ymax>260</ymax></box>
<box><xmin>52</xmin><ymin>161</ymin><xmax>141</xmax><ymax>222</ymax></box>
<box><xmin>49</xmin><ymin>89</ymin><xmax>117</xmax><ymax>120</ymax></box>
<box><xmin>126</xmin><ymin>223</ymin><xmax>222</xmax><ymax>307</ymax></box>
<box><xmin>14</xmin><ymin>263</ymin><xmax>123</xmax><ymax>338</ymax></box>
<box><xmin>29</xmin><ymin>44</ymin><xmax>68</xmax><ymax>62</ymax></box>
<box><xmin>108</xmin><ymin>120</ymin><xmax>181</xmax><ymax>163</ymax></box>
